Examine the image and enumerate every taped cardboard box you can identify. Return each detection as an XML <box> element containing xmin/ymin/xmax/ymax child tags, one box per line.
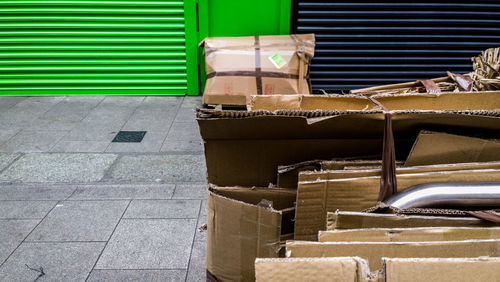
<box><xmin>406</xmin><ymin>131</ymin><xmax>500</xmax><ymax>166</ymax></box>
<box><xmin>207</xmin><ymin>186</ymin><xmax>296</xmax><ymax>282</ymax></box>
<box><xmin>255</xmin><ymin>257</ymin><xmax>500</xmax><ymax>282</ymax></box>
<box><xmin>327</xmin><ymin>211</ymin><xmax>499</xmax><ymax>231</ymax></box>
<box><xmin>197</xmin><ymin>92</ymin><xmax>500</xmax><ymax>187</ymax></box>
<box><xmin>319</xmin><ymin>227</ymin><xmax>500</xmax><ymax>242</ymax></box>
<box><xmin>285</xmin><ymin>239</ymin><xmax>500</xmax><ymax>270</ymax></box>
<box><xmin>295</xmin><ymin>169</ymin><xmax>500</xmax><ymax>240</ymax></box>
<box><xmin>299</xmin><ymin>161</ymin><xmax>500</xmax><ymax>183</ymax></box>
<box><xmin>201</xmin><ymin>34</ymin><xmax>315</xmax><ymax>106</ymax></box>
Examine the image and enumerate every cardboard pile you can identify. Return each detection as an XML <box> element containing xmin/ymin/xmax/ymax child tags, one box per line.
<box><xmin>200</xmin><ymin>34</ymin><xmax>315</xmax><ymax>106</ymax></box>
<box><xmin>197</xmin><ymin>91</ymin><xmax>500</xmax><ymax>281</ymax></box>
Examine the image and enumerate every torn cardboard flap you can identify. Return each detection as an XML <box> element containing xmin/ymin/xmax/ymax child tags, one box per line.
<box><xmin>327</xmin><ymin>211</ymin><xmax>500</xmax><ymax>231</ymax></box>
<box><xmin>319</xmin><ymin>227</ymin><xmax>500</xmax><ymax>242</ymax></box>
<box><xmin>406</xmin><ymin>131</ymin><xmax>500</xmax><ymax>166</ymax></box>
<box><xmin>294</xmin><ymin>169</ymin><xmax>500</xmax><ymax>240</ymax></box>
<box><xmin>207</xmin><ymin>186</ymin><xmax>296</xmax><ymax>282</ymax></box>
<box><xmin>285</xmin><ymin>239</ymin><xmax>500</xmax><ymax>270</ymax></box>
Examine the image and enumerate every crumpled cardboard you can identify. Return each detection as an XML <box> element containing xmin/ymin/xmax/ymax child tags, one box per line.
<box><xmin>200</xmin><ymin>34</ymin><xmax>315</xmax><ymax>106</ymax></box>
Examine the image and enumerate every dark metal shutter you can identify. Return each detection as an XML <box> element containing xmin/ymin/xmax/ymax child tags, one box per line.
<box><xmin>291</xmin><ymin>1</ymin><xmax>500</xmax><ymax>93</ymax></box>
<box><xmin>0</xmin><ymin>0</ymin><xmax>193</xmax><ymax>96</ymax></box>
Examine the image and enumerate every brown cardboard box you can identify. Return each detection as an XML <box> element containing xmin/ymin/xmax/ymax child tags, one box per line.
<box><xmin>384</xmin><ymin>257</ymin><xmax>500</xmax><ymax>282</ymax></box>
<box><xmin>201</xmin><ymin>34</ymin><xmax>315</xmax><ymax>106</ymax></box>
<box><xmin>319</xmin><ymin>227</ymin><xmax>500</xmax><ymax>242</ymax></box>
<box><xmin>327</xmin><ymin>211</ymin><xmax>499</xmax><ymax>231</ymax></box>
<box><xmin>406</xmin><ymin>131</ymin><xmax>500</xmax><ymax>166</ymax></box>
<box><xmin>286</xmin><ymin>239</ymin><xmax>500</xmax><ymax>270</ymax></box>
<box><xmin>207</xmin><ymin>186</ymin><xmax>296</xmax><ymax>282</ymax></box>
<box><xmin>248</xmin><ymin>94</ymin><xmax>376</xmax><ymax>111</ymax></box>
<box><xmin>295</xmin><ymin>169</ymin><xmax>500</xmax><ymax>240</ymax></box>
<box><xmin>255</xmin><ymin>257</ymin><xmax>500</xmax><ymax>282</ymax></box>
<box><xmin>299</xmin><ymin>161</ymin><xmax>500</xmax><ymax>183</ymax></box>
<box><xmin>197</xmin><ymin>92</ymin><xmax>500</xmax><ymax>187</ymax></box>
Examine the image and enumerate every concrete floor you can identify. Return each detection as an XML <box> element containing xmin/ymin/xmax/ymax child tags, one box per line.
<box><xmin>0</xmin><ymin>96</ymin><xmax>207</xmax><ymax>281</ymax></box>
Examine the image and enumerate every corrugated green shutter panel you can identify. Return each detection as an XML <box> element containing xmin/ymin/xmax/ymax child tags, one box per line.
<box><xmin>0</xmin><ymin>0</ymin><xmax>194</xmax><ymax>96</ymax></box>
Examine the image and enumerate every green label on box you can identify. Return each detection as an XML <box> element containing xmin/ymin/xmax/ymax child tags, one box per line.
<box><xmin>268</xmin><ymin>52</ymin><xmax>287</xmax><ymax>69</ymax></box>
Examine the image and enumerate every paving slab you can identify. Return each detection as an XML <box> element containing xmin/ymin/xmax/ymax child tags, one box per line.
<box><xmin>180</xmin><ymin>96</ymin><xmax>203</xmax><ymax>109</ymax></box>
<box><xmin>0</xmin><ymin>185</ymin><xmax>75</xmax><ymax>201</ymax></box>
<box><xmin>0</xmin><ymin>219</ymin><xmax>39</xmax><ymax>265</ymax></box>
<box><xmin>51</xmin><ymin>141</ymin><xmax>110</xmax><ymax>153</ymax></box>
<box><xmin>187</xmin><ymin>241</ymin><xmax>206</xmax><ymax>282</ymax></box>
<box><xmin>166</xmin><ymin>122</ymin><xmax>202</xmax><ymax>141</ymax></box>
<box><xmin>41</xmin><ymin>96</ymin><xmax>104</xmax><ymax>122</ymax></box>
<box><xmin>0</xmin><ymin>128</ymin><xmax>20</xmax><ymax>145</ymax></box>
<box><xmin>161</xmin><ymin>139</ymin><xmax>204</xmax><ymax>153</ymax></box>
<box><xmin>27</xmin><ymin>200</ymin><xmax>129</xmax><ymax>242</ymax></box>
<box><xmin>173</xmin><ymin>184</ymin><xmax>207</xmax><ymax>200</ymax></box>
<box><xmin>110</xmin><ymin>154</ymin><xmax>206</xmax><ymax>183</ymax></box>
<box><xmin>0</xmin><ymin>97</ymin><xmax>27</xmax><ymax>112</ymax></box>
<box><xmin>0</xmin><ymin>201</ymin><xmax>57</xmax><ymax>219</ymax></box>
<box><xmin>141</xmin><ymin>96</ymin><xmax>183</xmax><ymax>109</ymax></box>
<box><xmin>28</xmin><ymin>119</ymin><xmax>80</xmax><ymax>131</ymax></box>
<box><xmin>124</xmin><ymin>199</ymin><xmax>201</xmax><ymax>219</ymax></box>
<box><xmin>121</xmin><ymin>109</ymin><xmax>176</xmax><ymax>132</ymax></box>
<box><xmin>62</xmin><ymin>123</ymin><xmax>122</xmax><ymax>142</ymax></box>
<box><xmin>0</xmin><ymin>242</ymin><xmax>104</xmax><ymax>281</ymax></box>
<box><xmin>87</xmin><ymin>269</ymin><xmax>187</xmax><ymax>282</ymax></box>
<box><xmin>0</xmin><ymin>130</ymin><xmax>68</xmax><ymax>152</ymax></box>
<box><xmin>95</xmin><ymin>218</ymin><xmax>197</xmax><ymax>269</ymax></box>
<box><xmin>0</xmin><ymin>153</ymin><xmax>20</xmax><ymax>172</ymax></box>
<box><xmin>69</xmin><ymin>184</ymin><xmax>175</xmax><ymax>200</ymax></box>
<box><xmin>194</xmin><ymin>200</ymin><xmax>207</xmax><ymax>242</ymax></box>
<box><xmin>106</xmin><ymin>131</ymin><xmax>168</xmax><ymax>153</ymax></box>
<box><xmin>0</xmin><ymin>153</ymin><xmax>117</xmax><ymax>183</ymax></box>
<box><xmin>0</xmin><ymin>98</ymin><xmax>63</xmax><ymax>127</ymax></box>
<box><xmin>174</xmin><ymin>108</ymin><xmax>197</xmax><ymax>123</ymax></box>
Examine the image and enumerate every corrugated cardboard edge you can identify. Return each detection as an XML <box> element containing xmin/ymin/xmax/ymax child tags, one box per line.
<box><xmin>255</xmin><ymin>257</ymin><xmax>379</xmax><ymax>282</ymax></box>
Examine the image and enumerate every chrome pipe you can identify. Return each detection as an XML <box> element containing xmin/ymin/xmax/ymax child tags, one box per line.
<box><xmin>385</xmin><ymin>182</ymin><xmax>500</xmax><ymax>209</ymax></box>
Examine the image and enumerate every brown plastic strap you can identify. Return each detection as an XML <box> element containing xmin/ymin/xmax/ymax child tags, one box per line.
<box><xmin>254</xmin><ymin>35</ymin><xmax>263</xmax><ymax>94</ymax></box>
<box><xmin>206</xmin><ymin>71</ymin><xmax>299</xmax><ymax>79</ymax></box>
<box><xmin>369</xmin><ymin>97</ymin><xmax>397</xmax><ymax>201</ymax></box>
<box><xmin>419</xmin><ymin>79</ymin><xmax>441</xmax><ymax>94</ymax></box>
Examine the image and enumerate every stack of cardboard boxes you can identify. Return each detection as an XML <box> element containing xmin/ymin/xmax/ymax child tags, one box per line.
<box><xmin>197</xmin><ymin>91</ymin><xmax>500</xmax><ymax>281</ymax></box>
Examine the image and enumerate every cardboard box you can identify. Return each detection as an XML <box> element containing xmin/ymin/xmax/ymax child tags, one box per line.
<box><xmin>319</xmin><ymin>227</ymin><xmax>500</xmax><ymax>242</ymax></box>
<box><xmin>248</xmin><ymin>94</ymin><xmax>376</xmax><ymax>111</ymax></box>
<box><xmin>201</xmin><ymin>34</ymin><xmax>315</xmax><ymax>106</ymax></box>
<box><xmin>327</xmin><ymin>211</ymin><xmax>499</xmax><ymax>231</ymax></box>
<box><xmin>299</xmin><ymin>161</ymin><xmax>500</xmax><ymax>183</ymax></box>
<box><xmin>207</xmin><ymin>186</ymin><xmax>296</xmax><ymax>282</ymax></box>
<box><xmin>406</xmin><ymin>131</ymin><xmax>500</xmax><ymax>166</ymax></box>
<box><xmin>295</xmin><ymin>169</ymin><xmax>500</xmax><ymax>240</ymax></box>
<box><xmin>286</xmin><ymin>239</ymin><xmax>500</xmax><ymax>270</ymax></box>
<box><xmin>255</xmin><ymin>257</ymin><xmax>500</xmax><ymax>282</ymax></box>
<box><xmin>384</xmin><ymin>257</ymin><xmax>500</xmax><ymax>282</ymax></box>
<box><xmin>197</xmin><ymin>92</ymin><xmax>500</xmax><ymax>187</ymax></box>
<box><xmin>255</xmin><ymin>257</ymin><xmax>378</xmax><ymax>282</ymax></box>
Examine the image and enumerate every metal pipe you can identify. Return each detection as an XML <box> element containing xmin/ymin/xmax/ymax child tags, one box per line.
<box><xmin>385</xmin><ymin>182</ymin><xmax>500</xmax><ymax>209</ymax></box>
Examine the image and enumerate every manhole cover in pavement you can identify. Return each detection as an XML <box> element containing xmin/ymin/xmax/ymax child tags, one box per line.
<box><xmin>112</xmin><ymin>131</ymin><xmax>147</xmax><ymax>143</ymax></box>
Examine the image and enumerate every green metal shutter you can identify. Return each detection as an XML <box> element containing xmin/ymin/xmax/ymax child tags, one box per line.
<box><xmin>0</xmin><ymin>0</ymin><xmax>199</xmax><ymax>96</ymax></box>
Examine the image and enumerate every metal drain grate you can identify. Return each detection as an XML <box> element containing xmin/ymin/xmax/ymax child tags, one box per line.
<box><xmin>112</xmin><ymin>131</ymin><xmax>147</xmax><ymax>143</ymax></box>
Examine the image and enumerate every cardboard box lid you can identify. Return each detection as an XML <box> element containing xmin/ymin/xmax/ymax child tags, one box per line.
<box><xmin>286</xmin><ymin>239</ymin><xmax>500</xmax><ymax>270</ymax></box>
<box><xmin>384</xmin><ymin>257</ymin><xmax>500</xmax><ymax>282</ymax></box>
<box><xmin>327</xmin><ymin>211</ymin><xmax>499</xmax><ymax>231</ymax></box>
<box><xmin>295</xmin><ymin>169</ymin><xmax>500</xmax><ymax>240</ymax></box>
<box><xmin>406</xmin><ymin>131</ymin><xmax>500</xmax><ymax>166</ymax></box>
<box><xmin>319</xmin><ymin>227</ymin><xmax>500</xmax><ymax>242</ymax></box>
<box><xmin>299</xmin><ymin>161</ymin><xmax>500</xmax><ymax>183</ymax></box>
<box><xmin>207</xmin><ymin>186</ymin><xmax>296</xmax><ymax>282</ymax></box>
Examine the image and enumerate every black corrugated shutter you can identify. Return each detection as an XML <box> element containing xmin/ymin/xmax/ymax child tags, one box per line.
<box><xmin>291</xmin><ymin>1</ymin><xmax>500</xmax><ymax>93</ymax></box>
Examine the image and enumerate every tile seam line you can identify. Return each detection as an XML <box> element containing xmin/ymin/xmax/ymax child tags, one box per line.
<box><xmin>159</xmin><ymin>95</ymin><xmax>185</xmax><ymax>151</ymax></box>
<box><xmin>96</xmin><ymin>153</ymin><xmax>122</xmax><ymax>183</ymax></box>
<box><xmin>104</xmin><ymin>96</ymin><xmax>146</xmax><ymax>152</ymax></box>
<box><xmin>0</xmin><ymin>153</ymin><xmax>24</xmax><ymax>175</ymax></box>
<box><xmin>85</xmin><ymin>199</ymin><xmax>132</xmax><ymax>282</ymax></box>
<box><xmin>185</xmin><ymin>199</ymin><xmax>203</xmax><ymax>281</ymax></box>
<box><xmin>0</xmin><ymin>198</ymin><xmax>61</xmax><ymax>268</ymax></box>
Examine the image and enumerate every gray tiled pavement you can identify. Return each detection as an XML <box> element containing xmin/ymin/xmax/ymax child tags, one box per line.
<box><xmin>0</xmin><ymin>96</ymin><xmax>207</xmax><ymax>281</ymax></box>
